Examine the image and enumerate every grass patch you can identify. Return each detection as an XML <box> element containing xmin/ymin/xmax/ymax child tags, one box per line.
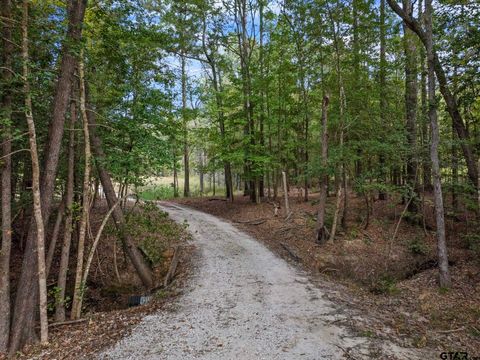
<box><xmin>139</xmin><ymin>185</ymin><xmax>176</xmax><ymax>201</ymax></box>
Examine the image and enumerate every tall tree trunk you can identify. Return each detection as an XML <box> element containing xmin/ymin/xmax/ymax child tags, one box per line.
<box><xmin>88</xmin><ymin>111</ymin><xmax>153</xmax><ymax>288</ymax></box>
<box><xmin>21</xmin><ymin>0</ymin><xmax>48</xmax><ymax>343</ymax></box>
<box><xmin>316</xmin><ymin>95</ymin><xmax>330</xmax><ymax>243</ymax></box>
<box><xmin>425</xmin><ymin>0</ymin><xmax>451</xmax><ymax>288</ymax></box>
<box><xmin>235</xmin><ymin>0</ymin><xmax>256</xmax><ymax>203</ymax></box>
<box><xmin>55</xmin><ymin>99</ymin><xmax>77</xmax><ymax>322</ymax></box>
<box><xmin>451</xmin><ymin>123</ymin><xmax>458</xmax><ymax>211</ymax></box>
<box><xmin>181</xmin><ymin>54</ymin><xmax>190</xmax><ymax>198</ymax></box>
<box><xmin>403</xmin><ymin>0</ymin><xmax>419</xmax><ymax>215</ymax></box>
<box><xmin>378</xmin><ymin>0</ymin><xmax>387</xmax><ymax>200</ymax></box>
<box><xmin>9</xmin><ymin>0</ymin><xmax>88</xmax><ymax>352</ymax></box>
<box><xmin>71</xmin><ymin>55</ymin><xmax>91</xmax><ymax>320</ymax></box>
<box><xmin>0</xmin><ymin>0</ymin><xmax>13</xmax><ymax>351</ymax></box>
<box><xmin>259</xmin><ymin>0</ymin><xmax>266</xmax><ymax>200</ymax></box>
<box><xmin>420</xmin><ymin>50</ymin><xmax>432</xmax><ymax>191</ymax></box>
<box><xmin>329</xmin><ymin>8</ymin><xmax>347</xmax><ymax>231</ymax></box>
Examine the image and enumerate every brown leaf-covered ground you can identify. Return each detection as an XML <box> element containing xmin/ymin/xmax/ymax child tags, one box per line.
<box><xmin>176</xmin><ymin>191</ymin><xmax>480</xmax><ymax>355</ymax></box>
<box><xmin>4</xmin><ymin>200</ymin><xmax>194</xmax><ymax>359</ymax></box>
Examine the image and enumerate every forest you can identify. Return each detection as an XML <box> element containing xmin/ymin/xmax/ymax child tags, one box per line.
<box><xmin>0</xmin><ymin>0</ymin><xmax>479</xmax><ymax>357</ymax></box>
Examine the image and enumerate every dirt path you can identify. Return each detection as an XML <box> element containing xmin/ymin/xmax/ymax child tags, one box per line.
<box><xmin>100</xmin><ymin>203</ymin><xmax>432</xmax><ymax>360</ymax></box>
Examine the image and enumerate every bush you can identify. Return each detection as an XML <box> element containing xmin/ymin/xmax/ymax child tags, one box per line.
<box><xmin>408</xmin><ymin>237</ymin><xmax>428</xmax><ymax>255</ymax></box>
<box><xmin>126</xmin><ymin>203</ymin><xmax>188</xmax><ymax>266</ymax></box>
<box><xmin>370</xmin><ymin>275</ymin><xmax>399</xmax><ymax>295</ymax></box>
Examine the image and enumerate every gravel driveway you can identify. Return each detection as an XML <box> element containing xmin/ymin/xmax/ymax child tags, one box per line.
<box><xmin>100</xmin><ymin>202</ymin><xmax>429</xmax><ymax>360</ymax></box>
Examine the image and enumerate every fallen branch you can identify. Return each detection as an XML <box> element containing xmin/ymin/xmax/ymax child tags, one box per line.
<box><xmin>234</xmin><ymin>218</ymin><xmax>269</xmax><ymax>225</ymax></box>
<box><xmin>387</xmin><ymin>196</ymin><xmax>414</xmax><ymax>259</ymax></box>
<box><xmin>319</xmin><ymin>267</ymin><xmax>339</xmax><ymax>274</ymax></box>
<box><xmin>208</xmin><ymin>198</ymin><xmax>227</xmax><ymax>201</ymax></box>
<box><xmin>280</xmin><ymin>242</ymin><xmax>301</xmax><ymax>262</ymax></box>
<box><xmin>285</xmin><ymin>211</ymin><xmax>293</xmax><ymax>221</ymax></box>
<box><xmin>437</xmin><ymin>326</ymin><xmax>465</xmax><ymax>334</ymax></box>
<box><xmin>164</xmin><ymin>245</ymin><xmax>180</xmax><ymax>287</ymax></box>
<box><xmin>49</xmin><ymin>318</ymin><xmax>87</xmax><ymax>327</ymax></box>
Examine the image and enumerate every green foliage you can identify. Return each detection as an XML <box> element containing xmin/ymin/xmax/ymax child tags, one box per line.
<box><xmin>370</xmin><ymin>276</ymin><xmax>400</xmax><ymax>295</ymax></box>
<box><xmin>125</xmin><ymin>203</ymin><xmax>186</xmax><ymax>266</ymax></box>
<box><xmin>47</xmin><ymin>286</ymin><xmax>70</xmax><ymax>312</ymax></box>
<box><xmin>408</xmin><ymin>237</ymin><xmax>429</xmax><ymax>256</ymax></box>
<box><xmin>462</xmin><ymin>233</ymin><xmax>480</xmax><ymax>255</ymax></box>
<box><xmin>438</xmin><ymin>286</ymin><xmax>450</xmax><ymax>295</ymax></box>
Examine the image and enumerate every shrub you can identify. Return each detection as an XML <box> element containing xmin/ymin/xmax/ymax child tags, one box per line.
<box><xmin>408</xmin><ymin>237</ymin><xmax>428</xmax><ymax>255</ymax></box>
<box><xmin>370</xmin><ymin>275</ymin><xmax>399</xmax><ymax>295</ymax></box>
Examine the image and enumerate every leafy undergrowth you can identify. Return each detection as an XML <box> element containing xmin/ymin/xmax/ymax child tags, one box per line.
<box><xmin>11</xmin><ymin>200</ymin><xmax>194</xmax><ymax>359</ymax></box>
<box><xmin>177</xmin><ymin>192</ymin><xmax>480</xmax><ymax>354</ymax></box>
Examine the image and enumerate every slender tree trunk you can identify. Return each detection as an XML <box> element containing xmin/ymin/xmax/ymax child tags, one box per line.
<box><xmin>181</xmin><ymin>54</ymin><xmax>190</xmax><ymax>198</ymax></box>
<box><xmin>0</xmin><ymin>0</ymin><xmax>13</xmax><ymax>351</ymax></box>
<box><xmin>208</xmin><ymin>60</ymin><xmax>232</xmax><ymax>201</ymax></box>
<box><xmin>316</xmin><ymin>95</ymin><xmax>329</xmax><ymax>243</ymax></box>
<box><xmin>22</xmin><ymin>0</ymin><xmax>48</xmax><ymax>343</ymax></box>
<box><xmin>329</xmin><ymin>185</ymin><xmax>343</xmax><ymax>243</ymax></box>
<box><xmin>88</xmin><ymin>111</ymin><xmax>153</xmax><ymax>288</ymax></box>
<box><xmin>451</xmin><ymin>123</ymin><xmax>458</xmax><ymax>211</ymax></box>
<box><xmin>81</xmin><ymin>199</ymin><xmax>122</xmax><ymax>304</ymax></box>
<box><xmin>91</xmin><ymin>176</ymin><xmax>99</xmax><ymax>208</ymax></box>
<box><xmin>55</xmin><ymin>99</ymin><xmax>77</xmax><ymax>322</ymax></box>
<box><xmin>259</xmin><ymin>0</ymin><xmax>266</xmax><ymax>201</ymax></box>
<box><xmin>282</xmin><ymin>171</ymin><xmax>290</xmax><ymax>216</ymax></box>
<box><xmin>235</xmin><ymin>0</ymin><xmax>256</xmax><ymax>203</ymax></box>
<box><xmin>425</xmin><ymin>0</ymin><xmax>450</xmax><ymax>288</ymax></box>
<box><xmin>212</xmin><ymin>172</ymin><xmax>216</xmax><ymax>196</ymax></box>
<box><xmin>199</xmin><ymin>151</ymin><xmax>204</xmax><ymax>196</ymax></box>
<box><xmin>9</xmin><ymin>0</ymin><xmax>88</xmax><ymax>352</ymax></box>
<box><xmin>420</xmin><ymin>51</ymin><xmax>432</xmax><ymax>191</ymax></box>
<box><xmin>403</xmin><ymin>0</ymin><xmax>419</xmax><ymax>215</ymax></box>
<box><xmin>172</xmin><ymin>145</ymin><xmax>178</xmax><ymax>197</ymax></box>
<box><xmin>71</xmin><ymin>56</ymin><xmax>91</xmax><ymax>320</ymax></box>
<box><xmin>329</xmin><ymin>9</ymin><xmax>347</xmax><ymax>231</ymax></box>
<box><xmin>378</xmin><ymin>0</ymin><xmax>388</xmax><ymax>201</ymax></box>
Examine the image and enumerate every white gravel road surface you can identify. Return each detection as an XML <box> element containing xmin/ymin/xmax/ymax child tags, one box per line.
<box><xmin>100</xmin><ymin>202</ymin><xmax>429</xmax><ymax>360</ymax></box>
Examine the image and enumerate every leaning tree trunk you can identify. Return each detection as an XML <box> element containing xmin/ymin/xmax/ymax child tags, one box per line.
<box><xmin>425</xmin><ymin>0</ymin><xmax>451</xmax><ymax>288</ymax></box>
<box><xmin>0</xmin><ymin>0</ymin><xmax>13</xmax><ymax>352</ymax></box>
<box><xmin>9</xmin><ymin>0</ymin><xmax>88</xmax><ymax>353</ymax></box>
<box><xmin>316</xmin><ymin>95</ymin><xmax>330</xmax><ymax>243</ymax></box>
<box><xmin>21</xmin><ymin>0</ymin><xmax>48</xmax><ymax>343</ymax></box>
<box><xmin>88</xmin><ymin>109</ymin><xmax>153</xmax><ymax>288</ymax></box>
